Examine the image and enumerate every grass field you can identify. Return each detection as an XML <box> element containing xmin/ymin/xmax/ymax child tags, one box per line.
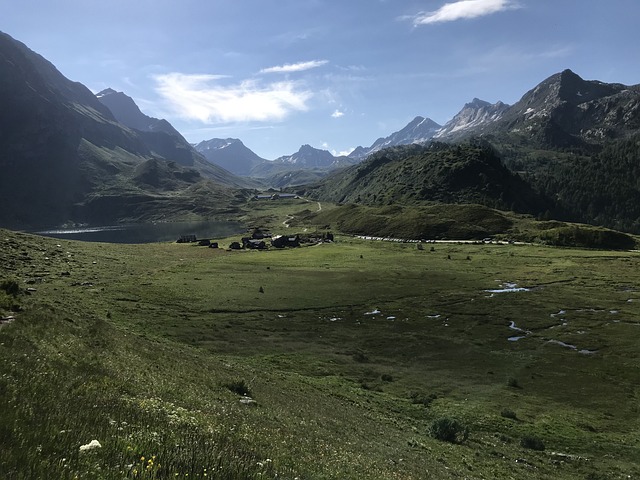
<box><xmin>1</xmin><ymin>202</ymin><xmax>639</xmax><ymax>479</ymax></box>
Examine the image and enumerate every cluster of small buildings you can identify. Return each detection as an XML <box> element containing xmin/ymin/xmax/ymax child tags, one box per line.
<box><xmin>177</xmin><ymin>228</ymin><xmax>333</xmax><ymax>251</ymax></box>
<box><xmin>231</xmin><ymin>229</ymin><xmax>333</xmax><ymax>250</ymax></box>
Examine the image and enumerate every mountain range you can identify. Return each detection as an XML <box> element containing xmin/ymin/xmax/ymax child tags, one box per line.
<box><xmin>344</xmin><ymin>69</ymin><xmax>640</xmax><ymax>158</ymax></box>
<box><xmin>195</xmin><ymin>69</ymin><xmax>640</xmax><ymax>183</ymax></box>
<box><xmin>193</xmin><ymin>140</ymin><xmax>357</xmax><ymax>184</ymax></box>
<box><xmin>2</xmin><ymin>28</ymin><xmax>640</xmax><ymax>234</ymax></box>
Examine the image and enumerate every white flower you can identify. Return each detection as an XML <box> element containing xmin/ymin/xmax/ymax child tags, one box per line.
<box><xmin>79</xmin><ymin>440</ymin><xmax>102</xmax><ymax>451</ymax></box>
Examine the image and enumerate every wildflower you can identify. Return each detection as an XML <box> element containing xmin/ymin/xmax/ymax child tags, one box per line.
<box><xmin>79</xmin><ymin>440</ymin><xmax>101</xmax><ymax>452</ymax></box>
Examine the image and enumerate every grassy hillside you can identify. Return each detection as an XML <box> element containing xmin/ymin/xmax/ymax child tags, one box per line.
<box><xmin>1</xmin><ymin>208</ymin><xmax>639</xmax><ymax>478</ymax></box>
<box><xmin>305</xmin><ymin>143</ymin><xmax>551</xmax><ymax>215</ymax></box>
<box><xmin>303</xmin><ymin>202</ymin><xmax>637</xmax><ymax>249</ymax></box>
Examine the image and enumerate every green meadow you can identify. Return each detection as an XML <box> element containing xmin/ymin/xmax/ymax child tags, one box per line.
<box><xmin>1</xmin><ymin>202</ymin><xmax>639</xmax><ymax>479</ymax></box>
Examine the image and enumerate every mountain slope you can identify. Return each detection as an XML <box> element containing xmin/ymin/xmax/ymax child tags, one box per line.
<box><xmin>0</xmin><ymin>31</ymin><xmax>246</xmax><ymax>229</ymax></box>
<box><xmin>435</xmin><ymin>70</ymin><xmax>640</xmax><ymax>149</ymax></box>
<box><xmin>96</xmin><ymin>88</ymin><xmax>182</xmax><ymax>137</ymax></box>
<box><xmin>495</xmin><ymin>69</ymin><xmax>640</xmax><ymax>148</ymax></box>
<box><xmin>96</xmin><ymin>88</ymin><xmax>255</xmax><ymax>188</ymax></box>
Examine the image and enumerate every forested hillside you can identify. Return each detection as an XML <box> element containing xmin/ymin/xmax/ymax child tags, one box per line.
<box><xmin>305</xmin><ymin>142</ymin><xmax>552</xmax><ymax>215</ymax></box>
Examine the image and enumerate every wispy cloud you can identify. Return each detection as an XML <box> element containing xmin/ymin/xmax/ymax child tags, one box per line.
<box><xmin>468</xmin><ymin>44</ymin><xmax>575</xmax><ymax>72</ymax></box>
<box><xmin>260</xmin><ymin>60</ymin><xmax>329</xmax><ymax>74</ymax></box>
<box><xmin>409</xmin><ymin>0</ymin><xmax>519</xmax><ymax>25</ymax></box>
<box><xmin>331</xmin><ymin>109</ymin><xmax>345</xmax><ymax>118</ymax></box>
<box><xmin>153</xmin><ymin>73</ymin><xmax>312</xmax><ymax>123</ymax></box>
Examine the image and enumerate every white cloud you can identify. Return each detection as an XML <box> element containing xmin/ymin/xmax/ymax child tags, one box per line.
<box><xmin>411</xmin><ymin>0</ymin><xmax>519</xmax><ymax>25</ymax></box>
<box><xmin>260</xmin><ymin>60</ymin><xmax>329</xmax><ymax>74</ymax></box>
<box><xmin>153</xmin><ymin>73</ymin><xmax>312</xmax><ymax>123</ymax></box>
<box><xmin>332</xmin><ymin>147</ymin><xmax>355</xmax><ymax>157</ymax></box>
<box><xmin>331</xmin><ymin>109</ymin><xmax>345</xmax><ymax>118</ymax></box>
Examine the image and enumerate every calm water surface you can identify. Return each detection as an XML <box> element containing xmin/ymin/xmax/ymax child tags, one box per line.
<box><xmin>36</xmin><ymin>220</ymin><xmax>244</xmax><ymax>244</ymax></box>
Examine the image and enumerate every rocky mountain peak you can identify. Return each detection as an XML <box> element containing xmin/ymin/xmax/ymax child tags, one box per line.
<box><xmin>96</xmin><ymin>87</ymin><xmax>119</xmax><ymax>98</ymax></box>
<box><xmin>466</xmin><ymin>98</ymin><xmax>490</xmax><ymax>108</ymax></box>
<box><xmin>434</xmin><ymin>98</ymin><xmax>509</xmax><ymax>139</ymax></box>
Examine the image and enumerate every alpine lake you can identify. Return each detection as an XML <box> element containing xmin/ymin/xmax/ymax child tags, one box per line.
<box><xmin>35</xmin><ymin>220</ymin><xmax>244</xmax><ymax>244</ymax></box>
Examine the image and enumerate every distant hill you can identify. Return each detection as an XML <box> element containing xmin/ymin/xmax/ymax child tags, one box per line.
<box><xmin>248</xmin><ymin>144</ymin><xmax>357</xmax><ymax>184</ymax></box>
<box><xmin>305</xmin><ymin>142</ymin><xmax>551</xmax><ymax>215</ymax></box>
<box><xmin>273</xmin><ymin>144</ymin><xmax>342</xmax><ymax>169</ymax></box>
<box><xmin>0</xmin><ymin>31</ymin><xmax>248</xmax><ymax>229</ymax></box>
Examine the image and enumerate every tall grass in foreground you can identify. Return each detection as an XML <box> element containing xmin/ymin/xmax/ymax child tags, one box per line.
<box><xmin>0</xmin><ymin>308</ymin><xmax>284</xmax><ymax>479</ymax></box>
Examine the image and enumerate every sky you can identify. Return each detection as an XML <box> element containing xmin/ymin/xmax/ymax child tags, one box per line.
<box><xmin>2</xmin><ymin>0</ymin><xmax>640</xmax><ymax>159</ymax></box>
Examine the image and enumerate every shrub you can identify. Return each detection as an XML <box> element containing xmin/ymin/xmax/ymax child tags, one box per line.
<box><xmin>408</xmin><ymin>392</ymin><xmax>437</xmax><ymax>407</ymax></box>
<box><xmin>0</xmin><ymin>279</ymin><xmax>20</xmax><ymax>297</ymax></box>
<box><xmin>520</xmin><ymin>434</ymin><xmax>545</xmax><ymax>451</ymax></box>
<box><xmin>0</xmin><ymin>291</ymin><xmax>20</xmax><ymax>313</ymax></box>
<box><xmin>500</xmin><ymin>408</ymin><xmax>518</xmax><ymax>420</ymax></box>
<box><xmin>224</xmin><ymin>379</ymin><xmax>252</xmax><ymax>397</ymax></box>
<box><xmin>352</xmin><ymin>351</ymin><xmax>369</xmax><ymax>363</ymax></box>
<box><xmin>429</xmin><ymin>417</ymin><xmax>469</xmax><ymax>443</ymax></box>
<box><xmin>507</xmin><ymin>377</ymin><xmax>521</xmax><ymax>389</ymax></box>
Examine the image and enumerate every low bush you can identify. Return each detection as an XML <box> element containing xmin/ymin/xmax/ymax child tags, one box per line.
<box><xmin>0</xmin><ymin>278</ymin><xmax>20</xmax><ymax>297</ymax></box>
<box><xmin>408</xmin><ymin>392</ymin><xmax>437</xmax><ymax>407</ymax></box>
<box><xmin>520</xmin><ymin>434</ymin><xmax>545</xmax><ymax>451</ymax></box>
<box><xmin>429</xmin><ymin>417</ymin><xmax>469</xmax><ymax>443</ymax></box>
<box><xmin>224</xmin><ymin>379</ymin><xmax>252</xmax><ymax>397</ymax></box>
<box><xmin>507</xmin><ymin>377</ymin><xmax>521</xmax><ymax>389</ymax></box>
<box><xmin>500</xmin><ymin>408</ymin><xmax>518</xmax><ymax>420</ymax></box>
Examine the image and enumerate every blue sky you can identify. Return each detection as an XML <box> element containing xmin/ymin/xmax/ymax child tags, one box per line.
<box><xmin>3</xmin><ymin>0</ymin><xmax>640</xmax><ymax>159</ymax></box>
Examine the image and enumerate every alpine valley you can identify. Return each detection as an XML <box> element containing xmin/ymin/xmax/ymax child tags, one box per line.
<box><xmin>3</xmin><ymin>29</ymin><xmax>640</xmax><ymax>480</ymax></box>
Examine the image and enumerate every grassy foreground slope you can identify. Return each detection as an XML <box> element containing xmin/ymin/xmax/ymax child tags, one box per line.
<box><xmin>1</xmin><ymin>219</ymin><xmax>640</xmax><ymax>479</ymax></box>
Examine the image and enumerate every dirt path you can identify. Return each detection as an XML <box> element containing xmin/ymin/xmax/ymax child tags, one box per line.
<box><xmin>282</xmin><ymin>198</ymin><xmax>321</xmax><ymax>228</ymax></box>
